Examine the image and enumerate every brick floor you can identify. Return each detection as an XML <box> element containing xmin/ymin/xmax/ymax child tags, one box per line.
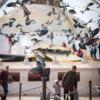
<box><xmin>5</xmin><ymin>96</ymin><xmax>100</xmax><ymax>100</ymax></box>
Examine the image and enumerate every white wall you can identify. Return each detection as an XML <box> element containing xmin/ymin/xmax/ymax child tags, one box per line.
<box><xmin>0</xmin><ymin>67</ymin><xmax>99</xmax><ymax>96</ymax></box>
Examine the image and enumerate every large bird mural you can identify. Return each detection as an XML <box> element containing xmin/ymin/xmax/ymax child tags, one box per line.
<box><xmin>0</xmin><ymin>0</ymin><xmax>100</xmax><ymax>62</ymax></box>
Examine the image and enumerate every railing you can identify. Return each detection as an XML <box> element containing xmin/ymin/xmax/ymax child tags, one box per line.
<box><xmin>0</xmin><ymin>79</ymin><xmax>100</xmax><ymax>100</ymax></box>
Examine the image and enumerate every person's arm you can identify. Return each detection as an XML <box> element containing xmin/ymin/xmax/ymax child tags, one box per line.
<box><xmin>62</xmin><ymin>72</ymin><xmax>68</xmax><ymax>87</ymax></box>
<box><xmin>53</xmin><ymin>84</ymin><xmax>55</xmax><ymax>88</ymax></box>
<box><xmin>73</xmin><ymin>72</ymin><xmax>78</xmax><ymax>89</ymax></box>
<box><xmin>8</xmin><ymin>73</ymin><xmax>13</xmax><ymax>84</ymax></box>
<box><xmin>0</xmin><ymin>71</ymin><xmax>3</xmax><ymax>84</ymax></box>
<box><xmin>0</xmin><ymin>71</ymin><xmax>3</xmax><ymax>80</ymax></box>
<box><xmin>0</xmin><ymin>72</ymin><xmax>1</xmax><ymax>84</ymax></box>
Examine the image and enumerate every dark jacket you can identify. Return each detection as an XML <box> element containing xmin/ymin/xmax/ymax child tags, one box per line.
<box><xmin>62</xmin><ymin>71</ymin><xmax>77</xmax><ymax>90</ymax></box>
<box><xmin>0</xmin><ymin>71</ymin><xmax>9</xmax><ymax>82</ymax></box>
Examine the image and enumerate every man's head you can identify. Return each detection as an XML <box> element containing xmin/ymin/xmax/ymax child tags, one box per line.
<box><xmin>72</xmin><ymin>65</ymin><xmax>77</xmax><ymax>72</ymax></box>
<box><xmin>6</xmin><ymin>66</ymin><xmax>9</xmax><ymax>72</ymax></box>
<box><xmin>55</xmin><ymin>80</ymin><xmax>59</xmax><ymax>85</ymax></box>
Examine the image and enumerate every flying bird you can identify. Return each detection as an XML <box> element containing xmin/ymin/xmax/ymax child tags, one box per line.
<box><xmin>73</xmin><ymin>18</ymin><xmax>78</xmax><ymax>23</ymax></box>
<box><xmin>97</xmin><ymin>19</ymin><xmax>100</xmax><ymax>24</ymax></box>
<box><xmin>9</xmin><ymin>18</ymin><xmax>16</xmax><ymax>21</ymax></box>
<box><xmin>46</xmin><ymin>20</ymin><xmax>53</xmax><ymax>25</ymax></box>
<box><xmin>37</xmin><ymin>29</ymin><xmax>48</xmax><ymax>36</ymax></box>
<box><xmin>2</xmin><ymin>20</ymin><xmax>15</xmax><ymax>28</ymax></box>
<box><xmin>61</xmin><ymin>29</ymin><xmax>69</xmax><ymax>33</ymax></box>
<box><xmin>60</xmin><ymin>2</ymin><xmax>70</xmax><ymax>14</ymax></box>
<box><xmin>73</xmin><ymin>18</ymin><xmax>85</xmax><ymax>28</ymax></box>
<box><xmin>25</xmin><ymin>46</ymin><xmax>30</xmax><ymax>49</ymax></box>
<box><xmin>25</xmin><ymin>17</ymin><xmax>35</xmax><ymax>25</ymax></box>
<box><xmin>4</xmin><ymin>33</ymin><xmax>18</xmax><ymax>46</ymax></box>
<box><xmin>90</xmin><ymin>28</ymin><xmax>100</xmax><ymax>38</ymax></box>
<box><xmin>31</xmin><ymin>38</ymin><xmax>41</xmax><ymax>45</ymax></box>
<box><xmin>87</xmin><ymin>2</ymin><xmax>94</xmax><ymax>7</ymax></box>
<box><xmin>97</xmin><ymin>19</ymin><xmax>100</xmax><ymax>27</ymax></box>
<box><xmin>25</xmin><ymin>20</ymin><xmax>35</xmax><ymax>25</ymax></box>
<box><xmin>52</xmin><ymin>7</ymin><xmax>56</xmax><ymax>14</ymax></box>
<box><xmin>3</xmin><ymin>10</ymin><xmax>7</xmax><ymax>15</ymax></box>
<box><xmin>47</xmin><ymin>7</ymin><xmax>57</xmax><ymax>16</ymax></box>
<box><xmin>85</xmin><ymin>33</ymin><xmax>89</xmax><ymax>39</ymax></box>
<box><xmin>16</xmin><ymin>24</ymin><xmax>22</xmax><ymax>28</ymax></box>
<box><xmin>77</xmin><ymin>24</ymin><xmax>85</xmax><ymax>28</ymax></box>
<box><xmin>6</xmin><ymin>1</ymin><xmax>19</xmax><ymax>7</ymax></box>
<box><xmin>19</xmin><ymin>3</ymin><xmax>31</xmax><ymax>17</ymax></box>
<box><xmin>9</xmin><ymin>21</ymin><xmax>14</xmax><ymax>27</ymax></box>
<box><xmin>81</xmin><ymin>38</ymin><xmax>99</xmax><ymax>46</ymax></box>
<box><xmin>69</xmin><ymin>9</ymin><xmax>76</xmax><ymax>14</ymax></box>
<box><xmin>47</xmin><ymin>32</ymin><xmax>54</xmax><ymax>45</ymax></box>
<box><xmin>57</xmin><ymin>13</ymin><xmax>61</xmax><ymax>20</ymax></box>
<box><xmin>47</xmin><ymin>12</ymin><xmax>52</xmax><ymax>16</ymax></box>
<box><xmin>92</xmin><ymin>0</ymin><xmax>100</xmax><ymax>8</ymax></box>
<box><xmin>20</xmin><ymin>28</ymin><xmax>28</xmax><ymax>35</ymax></box>
<box><xmin>25</xmin><ymin>16</ymin><xmax>35</xmax><ymax>25</ymax></box>
<box><xmin>21</xmin><ymin>0</ymin><xmax>34</xmax><ymax>4</ymax></box>
<box><xmin>0</xmin><ymin>29</ymin><xmax>4</xmax><ymax>35</ymax></box>
<box><xmin>2</xmin><ymin>23</ymin><xmax>9</xmax><ymax>28</ymax></box>
<box><xmin>81</xmin><ymin>2</ymin><xmax>94</xmax><ymax>13</ymax></box>
<box><xmin>12</xmin><ymin>38</ymin><xmax>19</xmax><ymax>45</ymax></box>
<box><xmin>83</xmin><ymin>19</ymin><xmax>93</xmax><ymax>26</ymax></box>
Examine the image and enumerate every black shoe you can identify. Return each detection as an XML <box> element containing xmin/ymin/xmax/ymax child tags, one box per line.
<box><xmin>1</xmin><ymin>97</ymin><xmax>3</xmax><ymax>100</ymax></box>
<box><xmin>1</xmin><ymin>96</ymin><xmax>3</xmax><ymax>100</ymax></box>
<box><xmin>1</xmin><ymin>96</ymin><xmax>6</xmax><ymax>100</ymax></box>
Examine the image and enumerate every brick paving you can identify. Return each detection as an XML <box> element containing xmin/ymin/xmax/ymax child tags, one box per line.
<box><xmin>5</xmin><ymin>96</ymin><xmax>100</xmax><ymax>100</ymax></box>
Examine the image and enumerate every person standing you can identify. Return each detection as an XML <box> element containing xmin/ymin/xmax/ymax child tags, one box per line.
<box><xmin>90</xmin><ymin>44</ymin><xmax>97</xmax><ymax>59</ymax></box>
<box><xmin>98</xmin><ymin>42</ymin><xmax>100</xmax><ymax>59</ymax></box>
<box><xmin>62</xmin><ymin>66</ymin><xmax>78</xmax><ymax>100</ymax></box>
<box><xmin>53</xmin><ymin>80</ymin><xmax>61</xmax><ymax>100</ymax></box>
<box><xmin>0</xmin><ymin>66</ymin><xmax>10</xmax><ymax>100</ymax></box>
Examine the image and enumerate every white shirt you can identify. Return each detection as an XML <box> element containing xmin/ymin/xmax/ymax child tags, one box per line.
<box><xmin>53</xmin><ymin>81</ymin><xmax>61</xmax><ymax>95</ymax></box>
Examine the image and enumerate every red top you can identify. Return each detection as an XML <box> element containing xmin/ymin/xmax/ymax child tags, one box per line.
<box><xmin>0</xmin><ymin>71</ymin><xmax>9</xmax><ymax>82</ymax></box>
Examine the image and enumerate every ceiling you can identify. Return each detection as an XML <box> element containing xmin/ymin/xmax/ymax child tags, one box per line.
<box><xmin>62</xmin><ymin>0</ymin><xmax>100</xmax><ymax>29</ymax></box>
<box><xmin>0</xmin><ymin>0</ymin><xmax>100</xmax><ymax>28</ymax></box>
<box><xmin>0</xmin><ymin>0</ymin><xmax>7</xmax><ymax>7</ymax></box>
<box><xmin>0</xmin><ymin>0</ymin><xmax>99</xmax><ymax>55</ymax></box>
